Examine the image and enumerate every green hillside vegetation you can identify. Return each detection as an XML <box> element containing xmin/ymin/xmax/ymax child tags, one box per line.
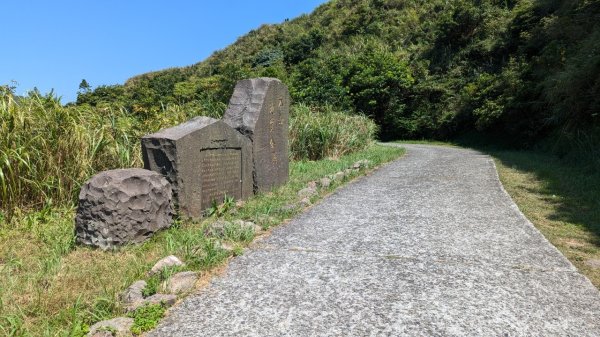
<box><xmin>78</xmin><ymin>0</ymin><xmax>600</xmax><ymax>165</ymax></box>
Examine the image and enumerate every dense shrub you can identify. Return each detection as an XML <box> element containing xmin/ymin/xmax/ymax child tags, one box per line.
<box><xmin>289</xmin><ymin>104</ymin><xmax>377</xmax><ymax>160</ymax></box>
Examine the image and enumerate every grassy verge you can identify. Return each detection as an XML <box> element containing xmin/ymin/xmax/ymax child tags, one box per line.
<box><xmin>397</xmin><ymin>140</ymin><xmax>600</xmax><ymax>288</ymax></box>
<box><xmin>492</xmin><ymin>151</ymin><xmax>600</xmax><ymax>287</ymax></box>
<box><xmin>0</xmin><ymin>144</ymin><xmax>404</xmax><ymax>336</ymax></box>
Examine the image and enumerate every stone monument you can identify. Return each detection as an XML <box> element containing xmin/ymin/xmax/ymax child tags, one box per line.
<box><xmin>141</xmin><ymin>116</ymin><xmax>253</xmax><ymax>218</ymax></box>
<box><xmin>223</xmin><ymin>77</ymin><xmax>290</xmax><ymax>192</ymax></box>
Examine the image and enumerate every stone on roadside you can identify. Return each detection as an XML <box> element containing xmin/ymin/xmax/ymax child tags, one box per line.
<box><xmin>125</xmin><ymin>293</ymin><xmax>178</xmax><ymax>313</ymax></box>
<box><xmin>119</xmin><ymin>280</ymin><xmax>146</xmax><ymax>306</ymax></box>
<box><xmin>88</xmin><ymin>317</ymin><xmax>133</xmax><ymax>337</ymax></box>
<box><xmin>223</xmin><ymin>78</ymin><xmax>290</xmax><ymax>192</ymax></box>
<box><xmin>300</xmin><ymin>197</ymin><xmax>312</xmax><ymax>207</ymax></box>
<box><xmin>161</xmin><ymin>271</ymin><xmax>199</xmax><ymax>294</ymax></box>
<box><xmin>90</xmin><ymin>331</ymin><xmax>113</xmax><ymax>337</ymax></box>
<box><xmin>253</xmin><ymin>224</ymin><xmax>264</xmax><ymax>233</ymax></box>
<box><xmin>319</xmin><ymin>177</ymin><xmax>332</xmax><ymax>188</ymax></box>
<box><xmin>298</xmin><ymin>186</ymin><xmax>317</xmax><ymax>198</ymax></box>
<box><xmin>307</xmin><ymin>181</ymin><xmax>317</xmax><ymax>189</ymax></box>
<box><xmin>149</xmin><ymin>255</ymin><xmax>184</xmax><ymax>276</ymax></box>
<box><xmin>217</xmin><ymin>241</ymin><xmax>235</xmax><ymax>252</ymax></box>
<box><xmin>256</xmin><ymin>215</ymin><xmax>277</xmax><ymax>227</ymax></box>
<box><xmin>332</xmin><ymin>171</ymin><xmax>345</xmax><ymax>181</ymax></box>
<box><xmin>584</xmin><ymin>259</ymin><xmax>600</xmax><ymax>269</ymax></box>
<box><xmin>75</xmin><ymin>169</ymin><xmax>173</xmax><ymax>250</ymax></box>
<box><xmin>233</xmin><ymin>220</ymin><xmax>257</xmax><ymax>231</ymax></box>
<box><xmin>352</xmin><ymin>159</ymin><xmax>371</xmax><ymax>169</ymax></box>
<box><xmin>204</xmin><ymin>220</ymin><xmax>232</xmax><ymax>237</ymax></box>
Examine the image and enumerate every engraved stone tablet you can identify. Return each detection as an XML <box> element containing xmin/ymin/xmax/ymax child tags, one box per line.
<box><xmin>141</xmin><ymin>117</ymin><xmax>253</xmax><ymax>219</ymax></box>
<box><xmin>223</xmin><ymin>78</ymin><xmax>290</xmax><ymax>192</ymax></box>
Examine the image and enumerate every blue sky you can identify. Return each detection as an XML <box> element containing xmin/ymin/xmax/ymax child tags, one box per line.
<box><xmin>1</xmin><ymin>1</ymin><xmax>327</xmax><ymax>103</ymax></box>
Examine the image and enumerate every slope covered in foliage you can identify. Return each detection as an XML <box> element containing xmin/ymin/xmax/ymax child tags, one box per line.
<box><xmin>77</xmin><ymin>0</ymin><xmax>600</xmax><ymax>162</ymax></box>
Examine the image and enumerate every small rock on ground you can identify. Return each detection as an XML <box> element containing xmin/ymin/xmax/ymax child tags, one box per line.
<box><xmin>352</xmin><ymin>159</ymin><xmax>371</xmax><ymax>169</ymax></box>
<box><xmin>319</xmin><ymin>177</ymin><xmax>332</xmax><ymax>188</ymax></box>
<box><xmin>149</xmin><ymin>256</ymin><xmax>184</xmax><ymax>276</ymax></box>
<box><xmin>120</xmin><ymin>280</ymin><xmax>146</xmax><ymax>306</ymax></box>
<box><xmin>585</xmin><ymin>259</ymin><xmax>600</xmax><ymax>269</ymax></box>
<box><xmin>216</xmin><ymin>241</ymin><xmax>235</xmax><ymax>252</ymax></box>
<box><xmin>162</xmin><ymin>271</ymin><xmax>199</xmax><ymax>294</ymax></box>
<box><xmin>233</xmin><ymin>220</ymin><xmax>257</xmax><ymax>231</ymax></box>
<box><xmin>88</xmin><ymin>317</ymin><xmax>133</xmax><ymax>337</ymax></box>
<box><xmin>299</xmin><ymin>197</ymin><xmax>312</xmax><ymax>207</ymax></box>
<box><xmin>332</xmin><ymin>171</ymin><xmax>345</xmax><ymax>181</ymax></box>
<box><xmin>256</xmin><ymin>215</ymin><xmax>277</xmax><ymax>227</ymax></box>
<box><xmin>203</xmin><ymin>220</ymin><xmax>232</xmax><ymax>237</ymax></box>
<box><xmin>307</xmin><ymin>181</ymin><xmax>318</xmax><ymax>189</ymax></box>
<box><xmin>128</xmin><ymin>294</ymin><xmax>178</xmax><ymax>312</ymax></box>
<box><xmin>298</xmin><ymin>186</ymin><xmax>317</xmax><ymax>198</ymax></box>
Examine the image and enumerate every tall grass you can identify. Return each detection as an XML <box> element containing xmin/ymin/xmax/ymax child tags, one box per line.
<box><xmin>0</xmin><ymin>93</ymin><xmax>378</xmax><ymax>223</ymax></box>
<box><xmin>289</xmin><ymin>104</ymin><xmax>377</xmax><ymax>160</ymax></box>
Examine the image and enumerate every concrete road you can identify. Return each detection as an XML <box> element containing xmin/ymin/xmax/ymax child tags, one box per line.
<box><xmin>149</xmin><ymin>144</ymin><xmax>600</xmax><ymax>336</ymax></box>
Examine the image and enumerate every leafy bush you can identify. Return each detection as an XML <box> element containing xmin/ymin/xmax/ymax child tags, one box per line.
<box><xmin>289</xmin><ymin>104</ymin><xmax>377</xmax><ymax>160</ymax></box>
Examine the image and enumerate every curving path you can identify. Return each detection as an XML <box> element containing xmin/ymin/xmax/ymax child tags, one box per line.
<box><xmin>149</xmin><ymin>144</ymin><xmax>600</xmax><ymax>336</ymax></box>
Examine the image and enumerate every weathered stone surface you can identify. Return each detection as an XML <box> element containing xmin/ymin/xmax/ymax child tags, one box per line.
<box><xmin>319</xmin><ymin>177</ymin><xmax>332</xmax><ymax>188</ymax></box>
<box><xmin>585</xmin><ymin>259</ymin><xmax>600</xmax><ymax>269</ymax></box>
<box><xmin>204</xmin><ymin>220</ymin><xmax>232</xmax><ymax>237</ymax></box>
<box><xmin>223</xmin><ymin>78</ymin><xmax>290</xmax><ymax>192</ymax></box>
<box><xmin>149</xmin><ymin>256</ymin><xmax>184</xmax><ymax>276</ymax></box>
<box><xmin>332</xmin><ymin>171</ymin><xmax>345</xmax><ymax>181</ymax></box>
<box><xmin>352</xmin><ymin>159</ymin><xmax>371</xmax><ymax>170</ymax></box>
<box><xmin>75</xmin><ymin>169</ymin><xmax>173</xmax><ymax>250</ymax></box>
<box><xmin>298</xmin><ymin>186</ymin><xmax>317</xmax><ymax>198</ymax></box>
<box><xmin>88</xmin><ymin>317</ymin><xmax>133</xmax><ymax>337</ymax></box>
<box><xmin>257</xmin><ymin>215</ymin><xmax>277</xmax><ymax>225</ymax></box>
<box><xmin>90</xmin><ymin>331</ymin><xmax>113</xmax><ymax>337</ymax></box>
<box><xmin>142</xmin><ymin>117</ymin><xmax>253</xmax><ymax>219</ymax></box>
<box><xmin>299</xmin><ymin>197</ymin><xmax>312</xmax><ymax>207</ymax></box>
<box><xmin>162</xmin><ymin>271</ymin><xmax>199</xmax><ymax>294</ymax></box>
<box><xmin>232</xmin><ymin>220</ymin><xmax>257</xmax><ymax>231</ymax></box>
<box><xmin>128</xmin><ymin>294</ymin><xmax>178</xmax><ymax>312</ymax></box>
<box><xmin>120</xmin><ymin>280</ymin><xmax>147</xmax><ymax>306</ymax></box>
<box><xmin>217</xmin><ymin>241</ymin><xmax>235</xmax><ymax>252</ymax></box>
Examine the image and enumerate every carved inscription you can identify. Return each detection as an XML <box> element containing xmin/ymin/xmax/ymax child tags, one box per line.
<box><xmin>200</xmin><ymin>149</ymin><xmax>242</xmax><ymax>207</ymax></box>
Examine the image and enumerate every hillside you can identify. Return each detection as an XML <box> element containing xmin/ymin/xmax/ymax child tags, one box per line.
<box><xmin>77</xmin><ymin>0</ymin><xmax>600</xmax><ymax>160</ymax></box>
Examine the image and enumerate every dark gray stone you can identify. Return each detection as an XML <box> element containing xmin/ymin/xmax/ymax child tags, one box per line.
<box><xmin>223</xmin><ymin>78</ymin><xmax>290</xmax><ymax>192</ymax></box>
<box><xmin>75</xmin><ymin>169</ymin><xmax>173</xmax><ymax>250</ymax></box>
<box><xmin>142</xmin><ymin>117</ymin><xmax>253</xmax><ymax>219</ymax></box>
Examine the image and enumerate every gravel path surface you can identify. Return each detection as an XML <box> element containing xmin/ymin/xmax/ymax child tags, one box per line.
<box><xmin>149</xmin><ymin>144</ymin><xmax>600</xmax><ymax>336</ymax></box>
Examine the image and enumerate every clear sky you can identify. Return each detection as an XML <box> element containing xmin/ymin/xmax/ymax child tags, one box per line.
<box><xmin>1</xmin><ymin>1</ymin><xmax>328</xmax><ymax>103</ymax></box>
